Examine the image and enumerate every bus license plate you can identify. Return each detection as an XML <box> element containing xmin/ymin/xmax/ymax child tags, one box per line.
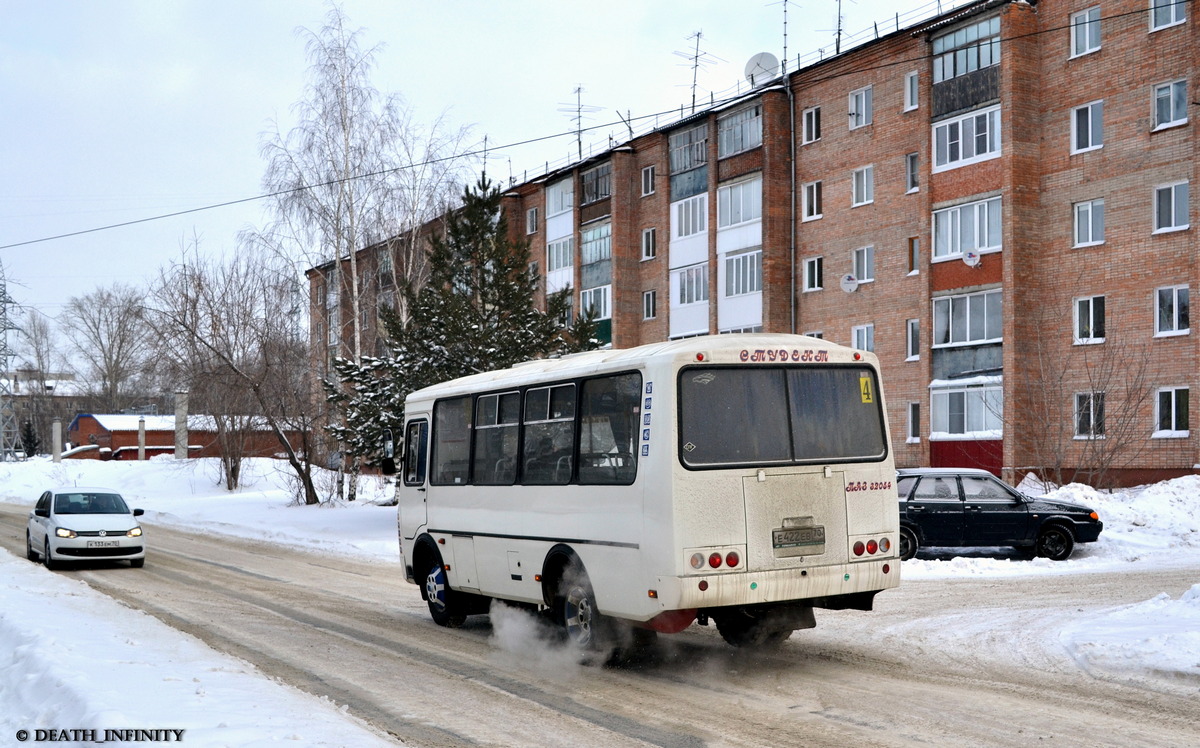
<box><xmin>772</xmin><ymin>526</ymin><xmax>825</xmax><ymax>549</ymax></box>
<box><xmin>87</xmin><ymin>540</ymin><xmax>119</xmax><ymax>548</ymax></box>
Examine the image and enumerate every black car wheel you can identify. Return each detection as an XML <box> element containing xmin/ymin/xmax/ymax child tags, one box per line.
<box><xmin>26</xmin><ymin>532</ymin><xmax>38</xmax><ymax>562</ymax></box>
<box><xmin>43</xmin><ymin>540</ymin><xmax>58</xmax><ymax>571</ymax></box>
<box><xmin>899</xmin><ymin>527</ymin><xmax>919</xmax><ymax>561</ymax></box>
<box><xmin>1036</xmin><ymin>525</ymin><xmax>1075</xmax><ymax>561</ymax></box>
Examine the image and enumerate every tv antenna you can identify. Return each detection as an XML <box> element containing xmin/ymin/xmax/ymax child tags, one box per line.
<box><xmin>557</xmin><ymin>86</ymin><xmax>603</xmax><ymax>160</ymax></box>
<box><xmin>673</xmin><ymin>31</ymin><xmax>725</xmax><ymax>113</ymax></box>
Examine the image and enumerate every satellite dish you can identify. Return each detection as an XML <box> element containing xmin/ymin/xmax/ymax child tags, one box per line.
<box><xmin>840</xmin><ymin>273</ymin><xmax>860</xmax><ymax>293</ymax></box>
<box><xmin>744</xmin><ymin>52</ymin><xmax>780</xmax><ymax>87</ymax></box>
<box><xmin>963</xmin><ymin>251</ymin><xmax>981</xmax><ymax>267</ymax></box>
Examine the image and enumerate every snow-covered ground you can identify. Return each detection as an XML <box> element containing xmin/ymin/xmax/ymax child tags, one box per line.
<box><xmin>1</xmin><ymin>457</ymin><xmax>1198</xmax><ymax>746</ymax></box>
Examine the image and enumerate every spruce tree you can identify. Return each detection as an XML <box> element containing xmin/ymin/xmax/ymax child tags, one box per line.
<box><xmin>19</xmin><ymin>421</ymin><xmax>40</xmax><ymax>458</ymax></box>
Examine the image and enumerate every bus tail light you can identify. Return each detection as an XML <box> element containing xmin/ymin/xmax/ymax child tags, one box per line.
<box><xmin>690</xmin><ymin>553</ymin><xmax>705</xmax><ymax>570</ymax></box>
<box><xmin>878</xmin><ymin>537</ymin><xmax>892</xmax><ymax>554</ymax></box>
<box><xmin>866</xmin><ymin>539</ymin><xmax>878</xmax><ymax>555</ymax></box>
<box><xmin>853</xmin><ymin>541</ymin><xmax>865</xmax><ymax>556</ymax></box>
<box><xmin>708</xmin><ymin>552</ymin><xmax>723</xmax><ymax>568</ymax></box>
<box><xmin>725</xmin><ymin>551</ymin><xmax>740</xmax><ymax>568</ymax></box>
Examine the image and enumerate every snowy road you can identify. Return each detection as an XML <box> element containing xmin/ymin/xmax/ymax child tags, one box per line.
<box><xmin>1</xmin><ymin>503</ymin><xmax>1197</xmax><ymax>748</ymax></box>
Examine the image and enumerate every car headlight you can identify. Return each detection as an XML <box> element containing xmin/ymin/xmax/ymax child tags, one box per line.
<box><xmin>55</xmin><ymin>527</ymin><xmax>77</xmax><ymax>539</ymax></box>
<box><xmin>126</xmin><ymin>527</ymin><xmax>143</xmax><ymax>538</ymax></box>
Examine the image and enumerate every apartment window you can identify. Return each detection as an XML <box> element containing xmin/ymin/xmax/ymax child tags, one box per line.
<box><xmin>1154</xmin><ymin>80</ymin><xmax>1188</xmax><ymax>129</ymax></box>
<box><xmin>378</xmin><ymin>251</ymin><xmax>394</xmax><ymax>288</ymax></box>
<box><xmin>849</xmin><ymin>86</ymin><xmax>873</xmax><ymax>129</ymax></box>
<box><xmin>904</xmin><ymin>71</ymin><xmax>919</xmax><ymax>111</ymax></box>
<box><xmin>1075</xmin><ymin>392</ymin><xmax>1106</xmax><ymax>438</ymax></box>
<box><xmin>906</xmin><ymin>319</ymin><xmax>920</xmax><ymax>360</ymax></box>
<box><xmin>1155</xmin><ymin>284</ymin><xmax>1190</xmax><ymax>335</ymax></box>
<box><xmin>1154</xmin><ymin>181</ymin><xmax>1190</xmax><ymax>232</ymax></box>
<box><xmin>1074</xmin><ymin>199</ymin><xmax>1106</xmax><ymax>246</ymax></box>
<box><xmin>718</xmin><ymin>104</ymin><xmax>763</xmax><ymax>157</ymax></box>
<box><xmin>525</xmin><ymin>207</ymin><xmax>538</xmax><ymax>235</ymax></box>
<box><xmin>852</xmin><ymin>323</ymin><xmax>875</xmax><ymax>352</ymax></box>
<box><xmin>804</xmin><ymin>330</ymin><xmax>824</xmax><ymax>340</ymax></box>
<box><xmin>852</xmin><ymin>166</ymin><xmax>874</xmax><ymax>206</ymax></box>
<box><xmin>546</xmin><ymin>178</ymin><xmax>574</xmax><ymax>216</ymax></box>
<box><xmin>326</xmin><ymin>305</ymin><xmax>339</xmax><ymax>346</ymax></box>
<box><xmin>933</xmin><ymin>105</ymin><xmax>1001</xmax><ymax>171</ymax></box>
<box><xmin>641</xmin><ymin>165</ymin><xmax>656</xmax><ymax>196</ymax></box>
<box><xmin>1151</xmin><ymin>0</ymin><xmax>1186</xmax><ymax>31</ymax></box>
<box><xmin>933</xmin><ymin>289</ymin><xmax>1003</xmax><ymax>346</ymax></box>
<box><xmin>643</xmin><ymin>290</ymin><xmax>657</xmax><ymax>320</ymax></box>
<box><xmin>802</xmin><ymin>180</ymin><xmax>823</xmax><ymax>221</ymax></box>
<box><xmin>641</xmin><ymin>228</ymin><xmax>657</xmax><ymax>260</ymax></box>
<box><xmin>580</xmin><ymin>222</ymin><xmax>611</xmax><ymax>264</ymax></box>
<box><xmin>1155</xmin><ymin>387</ymin><xmax>1189</xmax><ymax>435</ymax></box>
<box><xmin>932</xmin><ymin>386</ymin><xmax>1003</xmax><ymax>437</ymax></box>
<box><xmin>725</xmin><ymin>249</ymin><xmax>763</xmax><ymax>296</ymax></box>
<box><xmin>669</xmin><ymin>124</ymin><xmax>708</xmax><ymax>174</ymax></box>
<box><xmin>673</xmin><ymin>194</ymin><xmax>708</xmax><ymax>239</ymax></box>
<box><xmin>908</xmin><ymin>237</ymin><xmax>921</xmax><ymax>274</ymax></box>
<box><xmin>932</xmin><ymin>16</ymin><xmax>1001</xmax><ymax>83</ymax></box>
<box><xmin>1071</xmin><ymin>7</ymin><xmax>1102</xmax><ymax>57</ymax></box>
<box><xmin>581</xmin><ymin>163</ymin><xmax>612</xmax><ymax>204</ymax></box>
<box><xmin>804</xmin><ymin>256</ymin><xmax>824</xmax><ymax>292</ymax></box>
<box><xmin>547</xmin><ymin>237</ymin><xmax>574</xmax><ymax>272</ymax></box>
<box><xmin>676</xmin><ymin>264</ymin><xmax>709</xmax><ymax>305</ymax></box>
<box><xmin>1074</xmin><ymin>295</ymin><xmax>1106</xmax><ymax>344</ymax></box>
<box><xmin>905</xmin><ymin>153</ymin><xmax>919</xmax><ymax>193</ymax></box>
<box><xmin>907</xmin><ymin>402</ymin><xmax>921</xmax><ymax>442</ymax></box>
<box><xmin>581</xmin><ymin>285</ymin><xmax>611</xmax><ymax>320</ymax></box>
<box><xmin>852</xmin><ymin>246</ymin><xmax>875</xmax><ymax>283</ymax></box>
<box><xmin>1072</xmin><ymin>100</ymin><xmax>1104</xmax><ymax>153</ymax></box>
<box><xmin>933</xmin><ymin>196</ymin><xmax>1002</xmax><ymax>260</ymax></box>
<box><xmin>802</xmin><ymin>106</ymin><xmax>821</xmax><ymax>144</ymax></box>
<box><xmin>717</xmin><ymin>178</ymin><xmax>762</xmax><ymax>228</ymax></box>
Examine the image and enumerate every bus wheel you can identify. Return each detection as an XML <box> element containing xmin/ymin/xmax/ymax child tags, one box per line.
<box><xmin>712</xmin><ymin>608</ymin><xmax>798</xmax><ymax>649</ymax></box>
<box><xmin>899</xmin><ymin>527</ymin><xmax>919</xmax><ymax>561</ymax></box>
<box><xmin>558</xmin><ymin>566</ymin><xmax>607</xmax><ymax>651</ymax></box>
<box><xmin>424</xmin><ymin>554</ymin><xmax>466</xmax><ymax>628</ymax></box>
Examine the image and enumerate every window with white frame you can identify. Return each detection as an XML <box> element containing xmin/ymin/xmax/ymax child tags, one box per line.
<box><xmin>905</xmin><ymin>153</ymin><xmax>919</xmax><ymax>193</ymax></box>
<box><xmin>643</xmin><ymin>289</ymin><xmax>657</xmax><ymax>320</ymax></box>
<box><xmin>933</xmin><ymin>16</ymin><xmax>1001</xmax><ymax>84</ymax></box>
<box><xmin>802</xmin><ymin>180</ymin><xmax>823</xmax><ymax>221</ymax></box>
<box><xmin>904</xmin><ymin>71</ymin><xmax>919</xmax><ymax>111</ymax></box>
<box><xmin>580</xmin><ymin>222</ymin><xmax>612</xmax><ymax>264</ymax></box>
<box><xmin>581</xmin><ymin>163</ymin><xmax>612</xmax><ymax>204</ymax></box>
<box><xmin>525</xmin><ymin>207</ymin><xmax>538</xmax><ymax>234</ymax></box>
<box><xmin>581</xmin><ymin>285</ymin><xmax>611</xmax><ymax>320</ymax></box>
<box><xmin>717</xmin><ymin>104</ymin><xmax>763</xmax><ymax>157</ymax></box>
<box><xmin>1074</xmin><ymin>199</ymin><xmax>1105</xmax><ymax>246</ymax></box>
<box><xmin>1072</xmin><ymin>100</ymin><xmax>1104</xmax><ymax>153</ymax></box>
<box><xmin>547</xmin><ymin>237</ymin><xmax>574</xmax><ymax>272</ymax></box>
<box><xmin>546</xmin><ymin>178</ymin><xmax>573</xmax><ymax>216</ymax></box>
<box><xmin>804</xmin><ymin>256</ymin><xmax>824</xmax><ymax>292</ymax></box>
<box><xmin>717</xmin><ymin>178</ymin><xmax>762</xmax><ymax>228</ymax></box>
<box><xmin>725</xmin><ymin>249</ymin><xmax>762</xmax><ymax>297</ymax></box>
<box><xmin>1155</xmin><ymin>387</ymin><xmax>1189</xmax><ymax>435</ymax></box>
<box><xmin>669</xmin><ymin>124</ymin><xmax>708</xmax><ymax>174</ymax></box>
<box><xmin>1074</xmin><ymin>295</ymin><xmax>1106</xmax><ymax>344</ymax></box>
<box><xmin>675</xmin><ymin>264</ymin><xmax>709</xmax><ymax>305</ymax></box>
<box><xmin>1071</xmin><ymin>7</ymin><xmax>1101</xmax><ymax>57</ymax></box>
<box><xmin>641</xmin><ymin>165</ymin><xmax>656</xmax><ymax>196</ymax></box>
<box><xmin>1075</xmin><ymin>392</ymin><xmax>1106</xmax><ymax>438</ymax></box>
<box><xmin>852</xmin><ymin>323</ymin><xmax>875</xmax><ymax>352</ymax></box>
<box><xmin>932</xmin><ymin>386</ymin><xmax>1003</xmax><ymax>437</ymax></box>
<box><xmin>908</xmin><ymin>237</ymin><xmax>921</xmax><ymax>273</ymax></box>
<box><xmin>1151</xmin><ymin>0</ymin><xmax>1186</xmax><ymax>31</ymax></box>
<box><xmin>1154</xmin><ymin>181</ymin><xmax>1189</xmax><ymax>232</ymax></box>
<box><xmin>933</xmin><ymin>105</ymin><xmax>1001</xmax><ymax>171</ymax></box>
<box><xmin>1155</xmin><ymin>284</ymin><xmax>1190</xmax><ymax>335</ymax></box>
<box><xmin>641</xmin><ymin>227</ymin><xmax>657</xmax><ymax>260</ymax></box>
<box><xmin>852</xmin><ymin>246</ymin><xmax>875</xmax><ymax>282</ymax></box>
<box><xmin>852</xmin><ymin>166</ymin><xmax>874</xmax><ymax>206</ymax></box>
<box><xmin>849</xmin><ymin>86</ymin><xmax>873</xmax><ymax>129</ymax></box>
<box><xmin>804</xmin><ymin>330</ymin><xmax>824</xmax><ymax>339</ymax></box>
<box><xmin>802</xmin><ymin>106</ymin><xmax>821</xmax><ymax>144</ymax></box>
<box><xmin>906</xmin><ymin>319</ymin><xmax>920</xmax><ymax>360</ymax></box>
<box><xmin>933</xmin><ymin>196</ymin><xmax>1002</xmax><ymax>259</ymax></box>
<box><xmin>1154</xmin><ymin>80</ymin><xmax>1188</xmax><ymax>129</ymax></box>
<box><xmin>933</xmin><ymin>289</ymin><xmax>1003</xmax><ymax>346</ymax></box>
<box><xmin>673</xmin><ymin>194</ymin><xmax>708</xmax><ymax>239</ymax></box>
<box><xmin>907</xmin><ymin>402</ymin><xmax>921</xmax><ymax>441</ymax></box>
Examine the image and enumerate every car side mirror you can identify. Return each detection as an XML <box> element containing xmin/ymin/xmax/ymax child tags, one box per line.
<box><xmin>34</xmin><ymin>508</ymin><xmax>48</xmax><ymax>518</ymax></box>
<box><xmin>133</xmin><ymin>508</ymin><xmax>145</xmax><ymax>517</ymax></box>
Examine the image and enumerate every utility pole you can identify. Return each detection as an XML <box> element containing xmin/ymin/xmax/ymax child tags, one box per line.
<box><xmin>0</xmin><ymin>263</ymin><xmax>21</xmax><ymax>460</ymax></box>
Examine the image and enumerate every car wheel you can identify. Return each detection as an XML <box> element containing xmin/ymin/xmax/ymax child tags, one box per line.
<box><xmin>26</xmin><ymin>532</ymin><xmax>38</xmax><ymax>562</ymax></box>
<box><xmin>1036</xmin><ymin>525</ymin><xmax>1075</xmax><ymax>561</ymax></box>
<box><xmin>43</xmin><ymin>540</ymin><xmax>58</xmax><ymax>571</ymax></box>
<box><xmin>130</xmin><ymin>558</ymin><xmax>145</xmax><ymax>568</ymax></box>
<box><xmin>423</xmin><ymin>552</ymin><xmax>466</xmax><ymax>628</ymax></box>
<box><xmin>899</xmin><ymin>527</ymin><xmax>919</xmax><ymax>561</ymax></box>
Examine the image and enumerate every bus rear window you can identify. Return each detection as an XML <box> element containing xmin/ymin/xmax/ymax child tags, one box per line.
<box><xmin>679</xmin><ymin>366</ymin><xmax>887</xmax><ymax>467</ymax></box>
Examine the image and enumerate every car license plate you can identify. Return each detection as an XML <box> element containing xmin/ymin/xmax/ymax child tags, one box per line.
<box><xmin>87</xmin><ymin>540</ymin><xmax>119</xmax><ymax>548</ymax></box>
<box><xmin>772</xmin><ymin>526</ymin><xmax>825</xmax><ymax>549</ymax></box>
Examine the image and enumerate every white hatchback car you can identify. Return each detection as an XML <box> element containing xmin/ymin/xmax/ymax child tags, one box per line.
<box><xmin>26</xmin><ymin>487</ymin><xmax>146</xmax><ymax>569</ymax></box>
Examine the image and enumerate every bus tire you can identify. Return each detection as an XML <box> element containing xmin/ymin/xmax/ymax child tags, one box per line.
<box><xmin>899</xmin><ymin>526</ymin><xmax>919</xmax><ymax>561</ymax></box>
<box><xmin>424</xmin><ymin>550</ymin><xmax>467</xmax><ymax>628</ymax></box>
<box><xmin>712</xmin><ymin>605</ymin><xmax>809</xmax><ymax>649</ymax></box>
<box><xmin>557</xmin><ymin>564</ymin><xmax>607</xmax><ymax>651</ymax></box>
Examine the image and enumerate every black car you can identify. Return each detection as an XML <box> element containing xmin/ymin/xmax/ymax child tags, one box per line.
<box><xmin>896</xmin><ymin>468</ymin><xmax>1103</xmax><ymax>561</ymax></box>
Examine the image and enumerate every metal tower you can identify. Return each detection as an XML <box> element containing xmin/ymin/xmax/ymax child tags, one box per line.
<box><xmin>0</xmin><ymin>263</ymin><xmax>21</xmax><ymax>460</ymax></box>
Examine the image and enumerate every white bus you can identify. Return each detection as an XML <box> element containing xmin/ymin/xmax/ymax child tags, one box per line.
<box><xmin>395</xmin><ymin>334</ymin><xmax>899</xmax><ymax>649</ymax></box>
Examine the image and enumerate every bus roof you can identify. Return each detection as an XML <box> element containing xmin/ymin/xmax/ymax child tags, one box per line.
<box><xmin>405</xmin><ymin>333</ymin><xmax>876</xmax><ymax>405</ymax></box>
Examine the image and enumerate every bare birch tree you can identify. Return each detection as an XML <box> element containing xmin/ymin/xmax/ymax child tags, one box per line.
<box><xmin>58</xmin><ymin>283</ymin><xmax>153</xmax><ymax>412</ymax></box>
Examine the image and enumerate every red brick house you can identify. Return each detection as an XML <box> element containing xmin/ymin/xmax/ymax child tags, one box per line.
<box><xmin>66</xmin><ymin>414</ymin><xmax>297</xmax><ymax>461</ymax></box>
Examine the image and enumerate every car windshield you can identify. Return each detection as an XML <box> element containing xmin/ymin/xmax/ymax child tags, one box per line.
<box><xmin>53</xmin><ymin>492</ymin><xmax>130</xmax><ymax>515</ymax></box>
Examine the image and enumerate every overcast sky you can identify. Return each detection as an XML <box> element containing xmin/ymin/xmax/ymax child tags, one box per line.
<box><xmin>0</xmin><ymin>0</ymin><xmax>966</xmax><ymax>328</ymax></box>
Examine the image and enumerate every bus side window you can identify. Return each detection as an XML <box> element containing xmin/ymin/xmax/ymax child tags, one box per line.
<box><xmin>403</xmin><ymin>420</ymin><xmax>428</xmax><ymax>486</ymax></box>
<box><xmin>522</xmin><ymin>384</ymin><xmax>575</xmax><ymax>485</ymax></box>
<box><xmin>578</xmin><ymin>373</ymin><xmax>641</xmax><ymax>485</ymax></box>
<box><xmin>432</xmin><ymin>397</ymin><xmax>472</xmax><ymax>485</ymax></box>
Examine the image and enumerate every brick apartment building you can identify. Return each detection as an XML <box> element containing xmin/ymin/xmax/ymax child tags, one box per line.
<box><xmin>311</xmin><ymin>0</ymin><xmax>1197</xmax><ymax>486</ymax></box>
